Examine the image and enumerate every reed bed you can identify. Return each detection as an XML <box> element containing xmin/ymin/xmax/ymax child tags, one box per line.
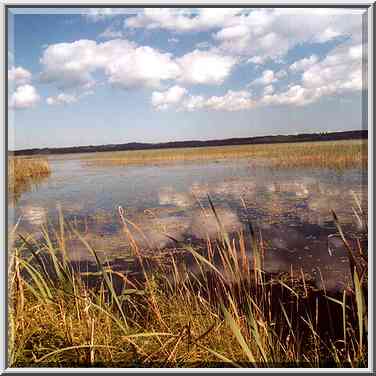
<box><xmin>8</xmin><ymin>197</ymin><xmax>368</xmax><ymax>368</ymax></box>
<box><xmin>83</xmin><ymin>140</ymin><xmax>367</xmax><ymax>170</ymax></box>
<box><xmin>8</xmin><ymin>157</ymin><xmax>51</xmax><ymax>201</ymax></box>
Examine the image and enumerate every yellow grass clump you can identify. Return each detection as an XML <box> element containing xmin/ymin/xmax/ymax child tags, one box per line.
<box><xmin>8</xmin><ymin>157</ymin><xmax>51</xmax><ymax>200</ymax></box>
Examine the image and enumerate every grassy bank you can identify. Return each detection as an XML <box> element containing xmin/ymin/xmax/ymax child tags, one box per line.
<box><xmin>8</xmin><ymin>157</ymin><xmax>51</xmax><ymax>201</ymax></box>
<box><xmin>83</xmin><ymin>140</ymin><xmax>367</xmax><ymax>170</ymax></box>
<box><xmin>9</xmin><ymin>200</ymin><xmax>367</xmax><ymax>368</ymax></box>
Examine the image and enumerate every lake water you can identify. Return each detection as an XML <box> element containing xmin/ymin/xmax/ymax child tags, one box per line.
<box><xmin>9</xmin><ymin>153</ymin><xmax>368</xmax><ymax>291</ymax></box>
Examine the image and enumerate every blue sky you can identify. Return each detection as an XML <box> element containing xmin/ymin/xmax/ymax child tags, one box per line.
<box><xmin>8</xmin><ymin>8</ymin><xmax>366</xmax><ymax>150</ymax></box>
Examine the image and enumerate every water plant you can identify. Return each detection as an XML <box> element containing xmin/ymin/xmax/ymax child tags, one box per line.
<box><xmin>82</xmin><ymin>140</ymin><xmax>367</xmax><ymax>171</ymax></box>
<box><xmin>8</xmin><ymin>195</ymin><xmax>367</xmax><ymax>367</ymax></box>
<box><xmin>8</xmin><ymin>157</ymin><xmax>51</xmax><ymax>202</ymax></box>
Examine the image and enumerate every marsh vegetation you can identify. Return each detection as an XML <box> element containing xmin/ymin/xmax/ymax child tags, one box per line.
<box><xmin>8</xmin><ymin>157</ymin><xmax>51</xmax><ymax>202</ymax></box>
<box><xmin>83</xmin><ymin>140</ymin><xmax>367</xmax><ymax>170</ymax></box>
<box><xmin>8</xmin><ymin>139</ymin><xmax>368</xmax><ymax>367</ymax></box>
<box><xmin>9</xmin><ymin>199</ymin><xmax>367</xmax><ymax>367</ymax></box>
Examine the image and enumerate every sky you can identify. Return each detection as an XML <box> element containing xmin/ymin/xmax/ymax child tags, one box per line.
<box><xmin>7</xmin><ymin>7</ymin><xmax>368</xmax><ymax>150</ymax></box>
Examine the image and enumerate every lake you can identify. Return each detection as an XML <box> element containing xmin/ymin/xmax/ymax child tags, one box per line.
<box><xmin>9</xmin><ymin>152</ymin><xmax>368</xmax><ymax>292</ymax></box>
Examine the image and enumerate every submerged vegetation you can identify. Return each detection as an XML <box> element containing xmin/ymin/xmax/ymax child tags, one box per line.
<box><xmin>83</xmin><ymin>140</ymin><xmax>367</xmax><ymax>170</ymax></box>
<box><xmin>8</xmin><ymin>157</ymin><xmax>51</xmax><ymax>201</ymax></box>
<box><xmin>9</xmin><ymin>196</ymin><xmax>368</xmax><ymax>367</ymax></box>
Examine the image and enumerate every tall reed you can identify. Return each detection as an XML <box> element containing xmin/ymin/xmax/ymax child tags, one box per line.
<box><xmin>8</xmin><ymin>196</ymin><xmax>367</xmax><ymax>367</ymax></box>
<box><xmin>83</xmin><ymin>140</ymin><xmax>367</xmax><ymax>171</ymax></box>
<box><xmin>8</xmin><ymin>157</ymin><xmax>51</xmax><ymax>201</ymax></box>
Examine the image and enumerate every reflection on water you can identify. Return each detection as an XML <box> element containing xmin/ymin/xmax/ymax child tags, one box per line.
<box><xmin>10</xmin><ymin>154</ymin><xmax>367</xmax><ymax>291</ymax></box>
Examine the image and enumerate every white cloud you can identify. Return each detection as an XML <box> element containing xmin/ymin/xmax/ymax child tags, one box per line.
<box><xmin>106</xmin><ymin>45</ymin><xmax>181</xmax><ymax>88</ymax></box>
<box><xmin>151</xmin><ymin>85</ymin><xmax>187</xmax><ymax>110</ymax></box>
<box><xmin>261</xmin><ymin>42</ymin><xmax>363</xmax><ymax>106</ymax></box>
<box><xmin>250</xmin><ymin>70</ymin><xmax>277</xmax><ymax>86</ymax></box>
<box><xmin>215</xmin><ymin>24</ymin><xmax>250</xmax><ymax>40</ymax></box>
<box><xmin>151</xmin><ymin>87</ymin><xmax>255</xmax><ymax>112</ymax></box>
<box><xmin>127</xmin><ymin>8</ymin><xmax>363</xmax><ymax>63</ymax></box>
<box><xmin>152</xmin><ymin>38</ymin><xmax>364</xmax><ymax>112</ymax></box>
<box><xmin>8</xmin><ymin>66</ymin><xmax>32</xmax><ymax>85</ymax></box>
<box><xmin>261</xmin><ymin>84</ymin><xmax>312</xmax><ymax>106</ymax></box>
<box><xmin>40</xmin><ymin>9</ymin><xmax>364</xmax><ymax>111</ymax></box>
<box><xmin>301</xmin><ymin>43</ymin><xmax>363</xmax><ymax>92</ymax></box>
<box><xmin>195</xmin><ymin>41</ymin><xmax>211</xmax><ymax>49</ymax></box>
<box><xmin>85</xmin><ymin>8</ymin><xmax>125</xmax><ymax>22</ymax></box>
<box><xmin>246</xmin><ymin>56</ymin><xmax>264</xmax><ymax>65</ymax></box>
<box><xmin>46</xmin><ymin>93</ymin><xmax>78</xmax><ymax>105</ymax></box>
<box><xmin>40</xmin><ymin>39</ymin><xmax>102</xmax><ymax>89</ymax></box>
<box><xmin>263</xmin><ymin>85</ymin><xmax>274</xmax><ymax>95</ymax></box>
<box><xmin>46</xmin><ymin>89</ymin><xmax>94</xmax><ymax>106</ymax></box>
<box><xmin>315</xmin><ymin>27</ymin><xmax>342</xmax><ymax>43</ymax></box>
<box><xmin>99</xmin><ymin>26</ymin><xmax>123</xmax><ymax>39</ymax></box>
<box><xmin>40</xmin><ymin>39</ymin><xmax>239</xmax><ymax>91</ymax></box>
<box><xmin>275</xmin><ymin>69</ymin><xmax>287</xmax><ymax>79</ymax></box>
<box><xmin>125</xmin><ymin>8</ymin><xmax>244</xmax><ymax>32</ymax></box>
<box><xmin>40</xmin><ymin>39</ymin><xmax>181</xmax><ymax>90</ymax></box>
<box><xmin>168</xmin><ymin>37</ymin><xmax>179</xmax><ymax>44</ymax></box>
<box><xmin>176</xmin><ymin>49</ymin><xmax>237</xmax><ymax>85</ymax></box>
<box><xmin>198</xmin><ymin>90</ymin><xmax>255</xmax><ymax>111</ymax></box>
<box><xmin>289</xmin><ymin>55</ymin><xmax>319</xmax><ymax>72</ymax></box>
<box><xmin>182</xmin><ymin>90</ymin><xmax>255</xmax><ymax>112</ymax></box>
<box><xmin>10</xmin><ymin>84</ymin><xmax>40</xmax><ymax>109</ymax></box>
<box><xmin>181</xmin><ymin>95</ymin><xmax>206</xmax><ymax>111</ymax></box>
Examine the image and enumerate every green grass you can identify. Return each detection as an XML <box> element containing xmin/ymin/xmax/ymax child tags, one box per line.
<box><xmin>8</xmin><ymin>197</ymin><xmax>368</xmax><ymax>368</ymax></box>
<box><xmin>82</xmin><ymin>140</ymin><xmax>367</xmax><ymax>170</ymax></box>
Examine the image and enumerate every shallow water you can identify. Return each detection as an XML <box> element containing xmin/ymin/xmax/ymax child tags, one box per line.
<box><xmin>9</xmin><ymin>153</ymin><xmax>368</xmax><ymax>291</ymax></box>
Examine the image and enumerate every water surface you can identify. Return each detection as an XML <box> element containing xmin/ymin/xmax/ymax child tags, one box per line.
<box><xmin>9</xmin><ymin>153</ymin><xmax>368</xmax><ymax>291</ymax></box>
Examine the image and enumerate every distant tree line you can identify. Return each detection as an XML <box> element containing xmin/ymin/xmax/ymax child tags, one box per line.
<box><xmin>9</xmin><ymin>130</ymin><xmax>368</xmax><ymax>156</ymax></box>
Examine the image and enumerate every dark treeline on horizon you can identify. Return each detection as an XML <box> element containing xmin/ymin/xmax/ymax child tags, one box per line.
<box><xmin>10</xmin><ymin>130</ymin><xmax>368</xmax><ymax>156</ymax></box>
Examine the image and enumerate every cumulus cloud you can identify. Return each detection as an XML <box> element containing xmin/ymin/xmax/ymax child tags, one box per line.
<box><xmin>40</xmin><ymin>39</ymin><xmax>103</xmax><ymax>89</ymax></box>
<box><xmin>151</xmin><ymin>87</ymin><xmax>255</xmax><ymax>112</ymax></box>
<box><xmin>125</xmin><ymin>8</ymin><xmax>244</xmax><ymax>32</ymax></box>
<box><xmin>151</xmin><ymin>38</ymin><xmax>363</xmax><ymax>112</ymax></box>
<box><xmin>250</xmin><ymin>70</ymin><xmax>277</xmax><ymax>86</ymax></box>
<box><xmin>261</xmin><ymin>42</ymin><xmax>363</xmax><ymax>106</ymax></box>
<box><xmin>39</xmin><ymin>9</ymin><xmax>364</xmax><ymax>111</ymax></box>
<box><xmin>151</xmin><ymin>85</ymin><xmax>187</xmax><ymax>110</ymax></box>
<box><xmin>289</xmin><ymin>55</ymin><xmax>319</xmax><ymax>72</ymax></box>
<box><xmin>263</xmin><ymin>85</ymin><xmax>274</xmax><ymax>95</ymax></box>
<box><xmin>46</xmin><ymin>93</ymin><xmax>78</xmax><ymax>105</ymax></box>
<box><xmin>217</xmin><ymin>8</ymin><xmax>363</xmax><ymax>61</ymax></box>
<box><xmin>126</xmin><ymin>8</ymin><xmax>363</xmax><ymax>63</ymax></box>
<box><xmin>99</xmin><ymin>26</ymin><xmax>123</xmax><ymax>39</ymax></box>
<box><xmin>275</xmin><ymin>69</ymin><xmax>287</xmax><ymax>79</ymax></box>
<box><xmin>176</xmin><ymin>49</ymin><xmax>237</xmax><ymax>85</ymax></box>
<box><xmin>40</xmin><ymin>39</ymin><xmax>237</xmax><ymax>89</ymax></box>
<box><xmin>46</xmin><ymin>90</ymin><xmax>94</xmax><ymax>106</ymax></box>
<box><xmin>105</xmin><ymin>45</ymin><xmax>181</xmax><ymax>88</ymax></box>
<box><xmin>246</xmin><ymin>56</ymin><xmax>264</xmax><ymax>65</ymax></box>
<box><xmin>195</xmin><ymin>41</ymin><xmax>211</xmax><ymax>50</ymax></box>
<box><xmin>301</xmin><ymin>43</ymin><xmax>363</xmax><ymax>93</ymax></box>
<box><xmin>10</xmin><ymin>84</ymin><xmax>40</xmax><ymax>109</ymax></box>
<box><xmin>168</xmin><ymin>37</ymin><xmax>179</xmax><ymax>44</ymax></box>
<box><xmin>40</xmin><ymin>39</ymin><xmax>181</xmax><ymax>89</ymax></box>
<box><xmin>8</xmin><ymin>66</ymin><xmax>32</xmax><ymax>85</ymax></box>
<box><xmin>84</xmin><ymin>8</ymin><xmax>126</xmax><ymax>22</ymax></box>
<box><xmin>184</xmin><ymin>90</ymin><xmax>255</xmax><ymax>111</ymax></box>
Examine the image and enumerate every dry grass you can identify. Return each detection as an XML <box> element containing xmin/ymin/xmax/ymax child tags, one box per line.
<box><xmin>82</xmin><ymin>140</ymin><xmax>367</xmax><ymax>170</ymax></box>
<box><xmin>8</xmin><ymin>197</ymin><xmax>368</xmax><ymax>368</ymax></box>
<box><xmin>8</xmin><ymin>157</ymin><xmax>51</xmax><ymax>201</ymax></box>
